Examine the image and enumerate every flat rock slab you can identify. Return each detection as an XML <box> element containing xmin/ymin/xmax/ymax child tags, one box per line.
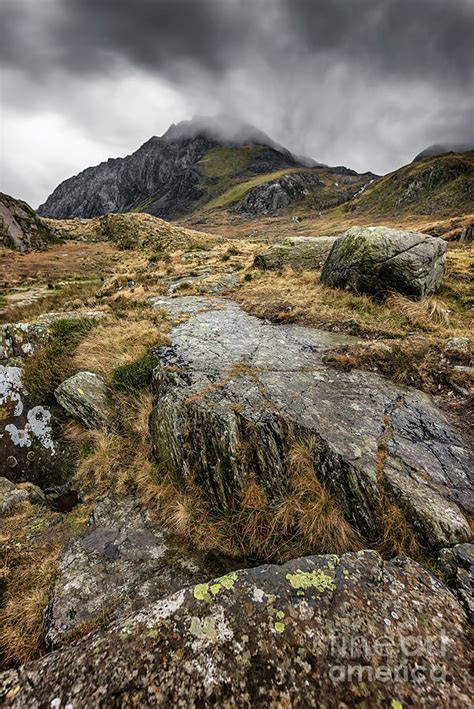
<box><xmin>2</xmin><ymin>551</ymin><xmax>472</xmax><ymax>706</ymax></box>
<box><xmin>150</xmin><ymin>297</ymin><xmax>473</xmax><ymax>549</ymax></box>
<box><xmin>45</xmin><ymin>496</ymin><xmax>233</xmax><ymax>649</ymax></box>
<box><xmin>0</xmin><ymin>365</ymin><xmax>71</xmax><ymax>487</ymax></box>
<box><xmin>254</xmin><ymin>235</ymin><xmax>337</xmax><ymax>270</ymax></box>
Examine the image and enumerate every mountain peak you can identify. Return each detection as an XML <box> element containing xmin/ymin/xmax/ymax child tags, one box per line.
<box><xmin>162</xmin><ymin>115</ymin><xmax>288</xmax><ymax>154</ymax></box>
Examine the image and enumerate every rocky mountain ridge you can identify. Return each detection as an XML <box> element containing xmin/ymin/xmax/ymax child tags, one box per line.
<box><xmin>37</xmin><ymin>117</ymin><xmax>374</xmax><ymax>221</ymax></box>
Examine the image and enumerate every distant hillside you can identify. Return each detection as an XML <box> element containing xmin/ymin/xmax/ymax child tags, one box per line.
<box><xmin>346</xmin><ymin>151</ymin><xmax>474</xmax><ymax>218</ymax></box>
<box><xmin>413</xmin><ymin>143</ymin><xmax>474</xmax><ymax>162</ymax></box>
<box><xmin>37</xmin><ymin>116</ymin><xmax>374</xmax><ymax>221</ymax></box>
<box><xmin>0</xmin><ymin>192</ymin><xmax>59</xmax><ymax>252</ymax></box>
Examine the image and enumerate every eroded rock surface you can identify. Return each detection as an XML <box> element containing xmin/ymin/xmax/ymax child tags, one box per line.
<box><xmin>321</xmin><ymin>226</ymin><xmax>447</xmax><ymax>297</ymax></box>
<box><xmin>150</xmin><ymin>297</ymin><xmax>473</xmax><ymax>549</ymax></box>
<box><xmin>45</xmin><ymin>496</ymin><xmax>233</xmax><ymax>649</ymax></box>
<box><xmin>2</xmin><ymin>551</ymin><xmax>472</xmax><ymax>706</ymax></box>
<box><xmin>55</xmin><ymin>371</ymin><xmax>114</xmax><ymax>429</ymax></box>
<box><xmin>0</xmin><ymin>366</ymin><xmax>71</xmax><ymax>486</ymax></box>
<box><xmin>254</xmin><ymin>236</ymin><xmax>337</xmax><ymax>270</ymax></box>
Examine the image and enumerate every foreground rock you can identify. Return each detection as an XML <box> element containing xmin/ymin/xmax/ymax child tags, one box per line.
<box><xmin>55</xmin><ymin>371</ymin><xmax>114</xmax><ymax>429</ymax></box>
<box><xmin>254</xmin><ymin>236</ymin><xmax>337</xmax><ymax>270</ymax></box>
<box><xmin>0</xmin><ymin>192</ymin><xmax>58</xmax><ymax>252</ymax></box>
<box><xmin>150</xmin><ymin>297</ymin><xmax>472</xmax><ymax>549</ymax></box>
<box><xmin>0</xmin><ymin>366</ymin><xmax>71</xmax><ymax>487</ymax></box>
<box><xmin>2</xmin><ymin>551</ymin><xmax>472</xmax><ymax>706</ymax></box>
<box><xmin>45</xmin><ymin>497</ymin><xmax>233</xmax><ymax>649</ymax></box>
<box><xmin>0</xmin><ymin>477</ymin><xmax>28</xmax><ymax>515</ymax></box>
<box><xmin>321</xmin><ymin>226</ymin><xmax>447</xmax><ymax>297</ymax></box>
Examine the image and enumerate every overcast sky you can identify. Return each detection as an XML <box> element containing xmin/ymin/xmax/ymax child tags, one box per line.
<box><xmin>1</xmin><ymin>0</ymin><xmax>473</xmax><ymax>207</ymax></box>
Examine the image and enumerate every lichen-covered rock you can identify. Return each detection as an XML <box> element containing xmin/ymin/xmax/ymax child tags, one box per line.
<box><xmin>150</xmin><ymin>297</ymin><xmax>472</xmax><ymax>550</ymax></box>
<box><xmin>1</xmin><ymin>551</ymin><xmax>472</xmax><ymax>706</ymax></box>
<box><xmin>55</xmin><ymin>371</ymin><xmax>114</xmax><ymax>429</ymax></box>
<box><xmin>0</xmin><ymin>366</ymin><xmax>71</xmax><ymax>486</ymax></box>
<box><xmin>254</xmin><ymin>236</ymin><xmax>337</xmax><ymax>270</ymax></box>
<box><xmin>45</xmin><ymin>496</ymin><xmax>235</xmax><ymax>649</ymax></box>
<box><xmin>0</xmin><ymin>192</ymin><xmax>58</xmax><ymax>252</ymax></box>
<box><xmin>1</xmin><ymin>312</ymin><xmax>108</xmax><ymax>364</ymax></box>
<box><xmin>1</xmin><ymin>322</ymin><xmax>51</xmax><ymax>360</ymax></box>
<box><xmin>0</xmin><ymin>477</ymin><xmax>28</xmax><ymax>515</ymax></box>
<box><xmin>321</xmin><ymin>226</ymin><xmax>447</xmax><ymax>297</ymax></box>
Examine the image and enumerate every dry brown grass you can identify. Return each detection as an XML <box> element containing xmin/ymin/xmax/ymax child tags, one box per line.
<box><xmin>0</xmin><ymin>502</ymin><xmax>91</xmax><ymax>667</ymax></box>
<box><xmin>72</xmin><ymin>318</ymin><xmax>168</xmax><ymax>382</ymax></box>
<box><xmin>378</xmin><ymin>502</ymin><xmax>422</xmax><ymax>559</ymax></box>
<box><xmin>385</xmin><ymin>294</ymin><xmax>452</xmax><ymax>327</ymax></box>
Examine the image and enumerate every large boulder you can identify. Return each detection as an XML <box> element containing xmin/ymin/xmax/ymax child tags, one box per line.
<box><xmin>1</xmin><ymin>551</ymin><xmax>472</xmax><ymax>706</ymax></box>
<box><xmin>45</xmin><ymin>496</ymin><xmax>234</xmax><ymax>649</ymax></box>
<box><xmin>149</xmin><ymin>297</ymin><xmax>472</xmax><ymax>550</ymax></box>
<box><xmin>0</xmin><ymin>366</ymin><xmax>71</xmax><ymax>487</ymax></box>
<box><xmin>254</xmin><ymin>236</ymin><xmax>337</xmax><ymax>270</ymax></box>
<box><xmin>0</xmin><ymin>192</ymin><xmax>58</xmax><ymax>252</ymax></box>
<box><xmin>321</xmin><ymin>226</ymin><xmax>447</xmax><ymax>297</ymax></box>
<box><xmin>55</xmin><ymin>371</ymin><xmax>114</xmax><ymax>429</ymax></box>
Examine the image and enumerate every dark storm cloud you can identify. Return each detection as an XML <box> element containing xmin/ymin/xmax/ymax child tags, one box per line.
<box><xmin>2</xmin><ymin>0</ymin><xmax>473</xmax><ymax>89</ymax></box>
<box><xmin>287</xmin><ymin>0</ymin><xmax>474</xmax><ymax>87</ymax></box>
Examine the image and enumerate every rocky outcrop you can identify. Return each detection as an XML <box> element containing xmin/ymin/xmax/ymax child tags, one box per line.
<box><xmin>0</xmin><ymin>366</ymin><xmax>71</xmax><ymax>487</ymax></box>
<box><xmin>149</xmin><ymin>297</ymin><xmax>472</xmax><ymax>550</ymax></box>
<box><xmin>254</xmin><ymin>236</ymin><xmax>337</xmax><ymax>270</ymax></box>
<box><xmin>2</xmin><ymin>550</ymin><xmax>472</xmax><ymax>706</ymax></box>
<box><xmin>45</xmin><ymin>496</ymin><xmax>234</xmax><ymax>649</ymax></box>
<box><xmin>0</xmin><ymin>193</ymin><xmax>58</xmax><ymax>252</ymax></box>
<box><xmin>55</xmin><ymin>371</ymin><xmax>114</xmax><ymax>429</ymax></box>
<box><xmin>234</xmin><ymin>172</ymin><xmax>323</xmax><ymax>215</ymax></box>
<box><xmin>321</xmin><ymin>226</ymin><xmax>447</xmax><ymax>298</ymax></box>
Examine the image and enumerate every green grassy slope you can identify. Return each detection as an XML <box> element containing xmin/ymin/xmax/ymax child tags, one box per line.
<box><xmin>346</xmin><ymin>152</ymin><xmax>474</xmax><ymax>217</ymax></box>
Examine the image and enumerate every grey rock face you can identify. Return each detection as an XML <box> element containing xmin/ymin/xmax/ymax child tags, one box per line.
<box><xmin>150</xmin><ymin>297</ymin><xmax>472</xmax><ymax>549</ymax></box>
<box><xmin>234</xmin><ymin>172</ymin><xmax>323</xmax><ymax>215</ymax></box>
<box><xmin>438</xmin><ymin>543</ymin><xmax>474</xmax><ymax>622</ymax></box>
<box><xmin>45</xmin><ymin>496</ymin><xmax>233</xmax><ymax>649</ymax></box>
<box><xmin>0</xmin><ymin>366</ymin><xmax>71</xmax><ymax>487</ymax></box>
<box><xmin>254</xmin><ymin>236</ymin><xmax>337</xmax><ymax>270</ymax></box>
<box><xmin>2</xmin><ymin>551</ymin><xmax>472</xmax><ymax>706</ymax></box>
<box><xmin>0</xmin><ymin>192</ymin><xmax>57</xmax><ymax>252</ymax></box>
<box><xmin>321</xmin><ymin>226</ymin><xmax>447</xmax><ymax>298</ymax></box>
<box><xmin>55</xmin><ymin>371</ymin><xmax>113</xmax><ymax>429</ymax></box>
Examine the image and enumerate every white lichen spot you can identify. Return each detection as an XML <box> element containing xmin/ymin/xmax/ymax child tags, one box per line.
<box><xmin>252</xmin><ymin>587</ymin><xmax>265</xmax><ymax>603</ymax></box>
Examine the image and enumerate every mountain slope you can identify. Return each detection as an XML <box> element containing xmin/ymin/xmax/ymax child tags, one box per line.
<box><xmin>0</xmin><ymin>193</ymin><xmax>59</xmax><ymax>252</ymax></box>
<box><xmin>346</xmin><ymin>151</ymin><xmax>474</xmax><ymax>217</ymax></box>
<box><xmin>37</xmin><ymin>117</ymin><xmax>373</xmax><ymax>221</ymax></box>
